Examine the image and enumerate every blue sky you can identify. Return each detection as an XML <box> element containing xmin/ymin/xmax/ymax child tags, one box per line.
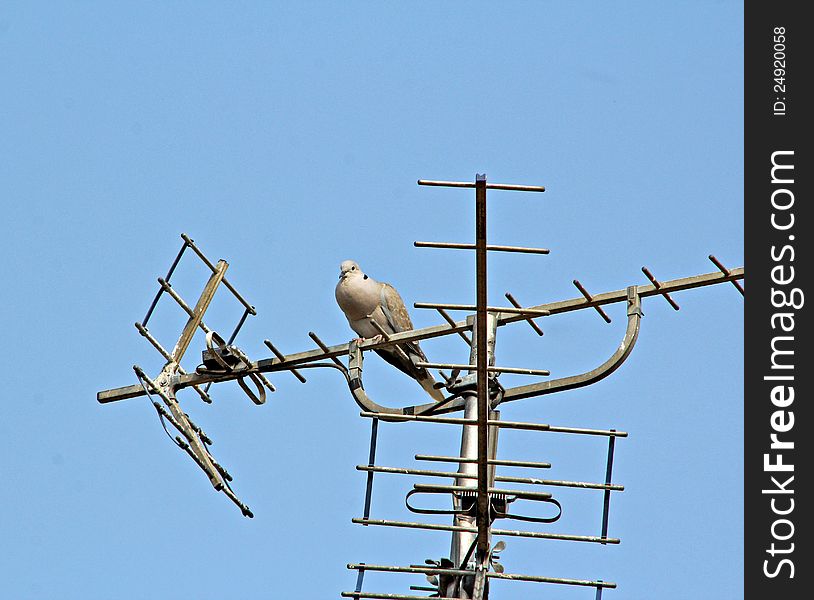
<box><xmin>1</xmin><ymin>2</ymin><xmax>743</xmax><ymax>598</ymax></box>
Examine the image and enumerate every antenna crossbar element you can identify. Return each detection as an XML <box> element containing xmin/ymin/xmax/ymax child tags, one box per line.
<box><xmin>355</xmin><ymin>465</ymin><xmax>623</xmax><ymax>491</ymax></box>
<box><xmin>345</xmin><ymin>563</ymin><xmax>616</xmax><ymax>589</ymax></box>
<box><xmin>157</xmin><ymin>277</ymin><xmax>215</xmax><ymax>337</ymax></box>
<box><xmin>416</xmin><ymin>362</ymin><xmax>550</xmax><ymax>377</ymax></box>
<box><xmin>180</xmin><ymin>233</ymin><xmax>256</xmax><ymax>315</ymax></box>
<box><xmin>263</xmin><ymin>340</ymin><xmax>307</xmax><ymax>383</ymax></box>
<box><xmin>341</xmin><ymin>593</ymin><xmax>459</xmax><ymax>600</ymax></box>
<box><xmin>573</xmin><ymin>280</ymin><xmax>612</xmax><ymax>323</ymax></box>
<box><xmin>505</xmin><ymin>292</ymin><xmax>545</xmax><ymax>336</ymax></box>
<box><xmin>641</xmin><ymin>267</ymin><xmax>680</xmax><ymax>310</ymax></box>
<box><xmin>358</xmin><ymin>411</ymin><xmax>628</xmax><ymax>437</ymax></box>
<box><xmin>417</xmin><ymin>179</ymin><xmax>547</xmax><ymax>193</ymax></box>
<box><xmin>351</xmin><ymin>518</ymin><xmax>620</xmax><ymax>544</ymax></box>
<box><xmin>414</xmin><ymin>241</ymin><xmax>550</xmax><ymax>255</ymax></box>
<box><xmin>709</xmin><ymin>254</ymin><xmax>745</xmax><ymax>295</ymax></box>
<box><xmin>414</xmin><ymin>455</ymin><xmax>552</xmax><ymax>469</ymax></box>
<box><xmin>142</xmin><ymin>238</ymin><xmax>189</xmax><ymax>325</ymax></box>
<box><xmin>414</xmin><ymin>302</ymin><xmax>551</xmax><ymax>316</ymax></box>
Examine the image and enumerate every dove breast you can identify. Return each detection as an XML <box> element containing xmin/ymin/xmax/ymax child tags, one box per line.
<box><xmin>335</xmin><ymin>274</ymin><xmax>389</xmax><ymax>339</ymax></box>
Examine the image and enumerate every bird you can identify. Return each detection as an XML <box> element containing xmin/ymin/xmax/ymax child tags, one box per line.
<box><xmin>335</xmin><ymin>259</ymin><xmax>445</xmax><ymax>401</ymax></box>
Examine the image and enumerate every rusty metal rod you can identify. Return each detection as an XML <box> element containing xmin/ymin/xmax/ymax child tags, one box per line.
<box><xmin>346</xmin><ymin>564</ymin><xmax>616</xmax><ymax>588</ymax></box>
<box><xmin>355</xmin><ymin>465</ymin><xmax>622</xmax><ymax>490</ymax></box>
<box><xmin>142</xmin><ymin>238</ymin><xmax>189</xmax><ymax>326</ymax></box>
<box><xmin>642</xmin><ymin>267</ymin><xmax>680</xmax><ymax>310</ymax></box>
<box><xmin>436</xmin><ymin>308</ymin><xmax>472</xmax><ymax>345</ymax></box>
<box><xmin>157</xmin><ymin>278</ymin><xmax>212</xmax><ymax>334</ymax></box>
<box><xmin>573</xmin><ymin>280</ymin><xmax>612</xmax><ymax>323</ymax></box>
<box><xmin>226</xmin><ymin>307</ymin><xmax>251</xmax><ymax>345</ymax></box>
<box><xmin>505</xmin><ymin>292</ymin><xmax>544</xmax><ymax>336</ymax></box>
<box><xmin>709</xmin><ymin>255</ymin><xmax>745</xmax><ymax>295</ymax></box>
<box><xmin>415</xmin><ymin>455</ymin><xmax>551</xmax><ymax>469</ymax></box>
<box><xmin>417</xmin><ymin>179</ymin><xmax>546</xmax><ymax>192</ymax></box>
<box><xmin>263</xmin><ymin>340</ymin><xmax>307</xmax><ymax>383</ymax></box>
<box><xmin>180</xmin><ymin>233</ymin><xmax>256</xmax><ymax>315</ymax></box>
<box><xmin>414</xmin><ymin>241</ymin><xmax>550</xmax><ymax>254</ymax></box>
<box><xmin>415</xmin><ymin>302</ymin><xmax>550</xmax><ymax>316</ymax></box>
<box><xmin>474</xmin><ymin>172</ymin><xmax>490</xmax><ymax>568</ymax></box>
<box><xmin>367</xmin><ymin>319</ymin><xmax>414</xmax><ymax>366</ymax></box>
<box><xmin>359</xmin><ymin>411</ymin><xmax>627</xmax><ymax>437</ymax></box>
<box><xmin>341</xmin><ymin>593</ymin><xmax>457</xmax><ymax>600</ymax></box>
<box><xmin>308</xmin><ymin>331</ymin><xmax>346</xmax><ymax>369</ymax></box>
<box><xmin>416</xmin><ymin>362</ymin><xmax>550</xmax><ymax>377</ymax></box>
<box><xmin>351</xmin><ymin>518</ymin><xmax>620</xmax><ymax>544</ymax></box>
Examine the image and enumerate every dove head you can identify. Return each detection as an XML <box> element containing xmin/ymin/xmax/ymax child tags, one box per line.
<box><xmin>339</xmin><ymin>259</ymin><xmax>364</xmax><ymax>281</ymax></box>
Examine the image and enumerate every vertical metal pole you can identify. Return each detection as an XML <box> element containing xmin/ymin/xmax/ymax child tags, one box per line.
<box><xmin>447</xmin><ymin>174</ymin><xmax>495</xmax><ymax>599</ymax></box>
<box><xmin>474</xmin><ymin>174</ymin><xmax>490</xmax><ymax>568</ymax></box>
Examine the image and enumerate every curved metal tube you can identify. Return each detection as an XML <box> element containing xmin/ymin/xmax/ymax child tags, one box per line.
<box><xmin>345</xmin><ymin>287</ymin><xmax>642</xmax><ymax>418</ymax></box>
<box><xmin>501</xmin><ymin>286</ymin><xmax>642</xmax><ymax>403</ymax></box>
<box><xmin>345</xmin><ymin>339</ymin><xmax>469</xmax><ymax>420</ymax></box>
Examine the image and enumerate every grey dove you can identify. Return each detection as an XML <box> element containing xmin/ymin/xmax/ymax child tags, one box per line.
<box><xmin>335</xmin><ymin>260</ymin><xmax>445</xmax><ymax>401</ymax></box>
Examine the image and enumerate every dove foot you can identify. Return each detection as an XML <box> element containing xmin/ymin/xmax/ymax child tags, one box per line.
<box><xmin>354</xmin><ymin>335</ymin><xmax>385</xmax><ymax>345</ymax></box>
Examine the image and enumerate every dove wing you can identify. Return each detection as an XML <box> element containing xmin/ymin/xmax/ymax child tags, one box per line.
<box><xmin>380</xmin><ymin>283</ymin><xmax>428</xmax><ymax>363</ymax></box>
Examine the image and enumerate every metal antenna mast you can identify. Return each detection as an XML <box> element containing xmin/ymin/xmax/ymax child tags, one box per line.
<box><xmin>97</xmin><ymin>175</ymin><xmax>744</xmax><ymax>599</ymax></box>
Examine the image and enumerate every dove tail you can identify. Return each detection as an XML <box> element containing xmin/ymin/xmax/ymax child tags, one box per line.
<box><xmin>373</xmin><ymin>347</ymin><xmax>446</xmax><ymax>402</ymax></box>
<box><xmin>417</xmin><ymin>371</ymin><xmax>446</xmax><ymax>402</ymax></box>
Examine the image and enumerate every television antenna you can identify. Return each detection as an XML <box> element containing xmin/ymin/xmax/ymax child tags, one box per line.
<box><xmin>97</xmin><ymin>175</ymin><xmax>743</xmax><ymax>598</ymax></box>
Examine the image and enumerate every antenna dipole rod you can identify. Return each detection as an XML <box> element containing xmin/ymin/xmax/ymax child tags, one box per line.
<box><xmin>641</xmin><ymin>267</ymin><xmax>680</xmax><ymax>311</ymax></box>
<box><xmin>415</xmin><ymin>302</ymin><xmax>550</xmax><ymax>316</ymax></box>
<box><xmin>142</xmin><ymin>238</ymin><xmax>189</xmax><ymax>326</ymax></box>
<box><xmin>415</xmin><ymin>241</ymin><xmax>550</xmax><ymax>255</ymax></box>
<box><xmin>367</xmin><ymin>318</ymin><xmax>414</xmax><ymax>366</ymax></box>
<box><xmin>436</xmin><ymin>308</ymin><xmax>473</xmax><ymax>345</ymax></box>
<box><xmin>263</xmin><ymin>340</ymin><xmax>307</xmax><ymax>383</ymax></box>
<box><xmin>308</xmin><ymin>331</ymin><xmax>347</xmax><ymax>369</ymax></box>
<box><xmin>573</xmin><ymin>280</ymin><xmax>612</xmax><ymax>323</ymax></box>
<box><xmin>417</xmin><ymin>179</ymin><xmax>546</xmax><ymax>192</ymax></box>
<box><xmin>416</xmin><ymin>362</ymin><xmax>550</xmax><ymax>377</ymax></box>
<box><xmin>180</xmin><ymin>233</ymin><xmax>257</xmax><ymax>315</ymax></box>
<box><xmin>505</xmin><ymin>292</ymin><xmax>545</xmax><ymax>336</ymax></box>
<box><xmin>709</xmin><ymin>255</ymin><xmax>745</xmax><ymax>295</ymax></box>
<box><xmin>226</xmin><ymin>307</ymin><xmax>251</xmax><ymax>345</ymax></box>
<box><xmin>415</xmin><ymin>455</ymin><xmax>552</xmax><ymax>469</ymax></box>
<box><xmin>157</xmin><ymin>277</ymin><xmax>212</xmax><ymax>334</ymax></box>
